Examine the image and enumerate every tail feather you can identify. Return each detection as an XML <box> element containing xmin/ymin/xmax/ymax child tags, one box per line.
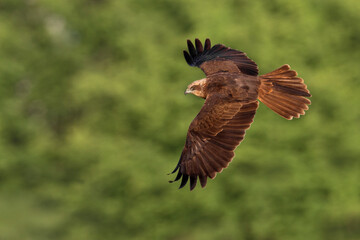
<box><xmin>259</xmin><ymin>64</ymin><xmax>311</xmax><ymax>120</ymax></box>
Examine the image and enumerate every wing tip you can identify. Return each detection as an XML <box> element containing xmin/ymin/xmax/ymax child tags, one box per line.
<box><xmin>199</xmin><ymin>175</ymin><xmax>207</xmax><ymax>188</ymax></box>
<box><xmin>183</xmin><ymin>38</ymin><xmax>212</xmax><ymax>67</ymax></box>
<box><xmin>189</xmin><ymin>175</ymin><xmax>197</xmax><ymax>191</ymax></box>
<box><xmin>169</xmin><ymin>166</ymin><xmax>206</xmax><ymax>191</ymax></box>
<box><xmin>183</xmin><ymin>38</ymin><xmax>258</xmax><ymax>75</ymax></box>
<box><xmin>183</xmin><ymin>50</ymin><xmax>194</xmax><ymax>66</ymax></box>
<box><xmin>178</xmin><ymin>174</ymin><xmax>189</xmax><ymax>189</ymax></box>
<box><xmin>204</xmin><ymin>38</ymin><xmax>211</xmax><ymax>50</ymax></box>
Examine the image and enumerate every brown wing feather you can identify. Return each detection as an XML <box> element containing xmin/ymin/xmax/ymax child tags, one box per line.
<box><xmin>170</xmin><ymin>100</ymin><xmax>259</xmax><ymax>190</ymax></box>
<box><xmin>189</xmin><ymin>95</ymin><xmax>243</xmax><ymax>136</ymax></box>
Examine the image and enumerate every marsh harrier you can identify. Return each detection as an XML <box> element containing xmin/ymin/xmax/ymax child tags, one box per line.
<box><xmin>169</xmin><ymin>39</ymin><xmax>311</xmax><ymax>190</ymax></box>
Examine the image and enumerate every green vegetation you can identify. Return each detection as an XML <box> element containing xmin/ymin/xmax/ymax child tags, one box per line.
<box><xmin>0</xmin><ymin>0</ymin><xmax>359</xmax><ymax>239</ymax></box>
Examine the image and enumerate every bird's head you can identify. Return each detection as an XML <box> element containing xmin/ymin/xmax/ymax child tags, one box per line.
<box><xmin>185</xmin><ymin>78</ymin><xmax>207</xmax><ymax>98</ymax></box>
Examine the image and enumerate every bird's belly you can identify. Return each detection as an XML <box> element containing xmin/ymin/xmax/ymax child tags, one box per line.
<box><xmin>234</xmin><ymin>76</ymin><xmax>260</xmax><ymax>102</ymax></box>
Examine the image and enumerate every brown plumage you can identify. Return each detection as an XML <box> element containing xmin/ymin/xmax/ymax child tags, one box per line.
<box><xmin>170</xmin><ymin>38</ymin><xmax>311</xmax><ymax>190</ymax></box>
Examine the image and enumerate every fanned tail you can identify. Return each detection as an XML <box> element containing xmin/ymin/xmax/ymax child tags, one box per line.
<box><xmin>258</xmin><ymin>64</ymin><xmax>311</xmax><ymax>120</ymax></box>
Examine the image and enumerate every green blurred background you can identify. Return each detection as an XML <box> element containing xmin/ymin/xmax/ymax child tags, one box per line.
<box><xmin>0</xmin><ymin>0</ymin><xmax>359</xmax><ymax>239</ymax></box>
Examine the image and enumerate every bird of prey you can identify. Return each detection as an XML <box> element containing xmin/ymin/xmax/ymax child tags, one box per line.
<box><xmin>169</xmin><ymin>38</ymin><xmax>311</xmax><ymax>190</ymax></box>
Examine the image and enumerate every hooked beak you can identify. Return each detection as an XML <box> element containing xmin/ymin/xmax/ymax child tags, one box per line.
<box><xmin>184</xmin><ymin>89</ymin><xmax>192</xmax><ymax>95</ymax></box>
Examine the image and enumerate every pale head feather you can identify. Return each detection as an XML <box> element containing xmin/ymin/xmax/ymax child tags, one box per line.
<box><xmin>185</xmin><ymin>78</ymin><xmax>207</xmax><ymax>98</ymax></box>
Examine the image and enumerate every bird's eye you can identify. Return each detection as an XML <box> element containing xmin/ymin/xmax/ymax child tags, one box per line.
<box><xmin>191</xmin><ymin>85</ymin><xmax>200</xmax><ymax>91</ymax></box>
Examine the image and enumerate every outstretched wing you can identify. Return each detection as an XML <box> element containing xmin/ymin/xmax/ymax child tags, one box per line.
<box><xmin>183</xmin><ymin>38</ymin><xmax>259</xmax><ymax>76</ymax></box>
<box><xmin>170</xmin><ymin>97</ymin><xmax>259</xmax><ymax>190</ymax></box>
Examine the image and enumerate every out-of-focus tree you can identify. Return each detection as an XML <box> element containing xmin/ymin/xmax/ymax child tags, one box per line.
<box><xmin>0</xmin><ymin>0</ymin><xmax>359</xmax><ymax>239</ymax></box>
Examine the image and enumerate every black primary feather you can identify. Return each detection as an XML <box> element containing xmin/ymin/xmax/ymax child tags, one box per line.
<box><xmin>183</xmin><ymin>38</ymin><xmax>259</xmax><ymax>76</ymax></box>
<box><xmin>179</xmin><ymin>174</ymin><xmax>189</xmax><ymax>189</ymax></box>
<box><xmin>195</xmin><ymin>39</ymin><xmax>203</xmax><ymax>54</ymax></box>
<box><xmin>187</xmin><ymin>40</ymin><xmax>197</xmax><ymax>58</ymax></box>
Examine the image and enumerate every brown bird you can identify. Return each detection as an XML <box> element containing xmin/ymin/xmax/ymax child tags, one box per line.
<box><xmin>169</xmin><ymin>38</ymin><xmax>311</xmax><ymax>190</ymax></box>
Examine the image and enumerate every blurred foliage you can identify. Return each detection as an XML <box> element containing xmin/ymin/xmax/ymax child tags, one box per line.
<box><xmin>0</xmin><ymin>0</ymin><xmax>359</xmax><ymax>239</ymax></box>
